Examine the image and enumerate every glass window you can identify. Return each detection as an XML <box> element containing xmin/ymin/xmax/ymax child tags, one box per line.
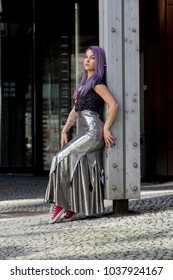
<box><xmin>0</xmin><ymin>0</ymin><xmax>33</xmax><ymax>169</ymax></box>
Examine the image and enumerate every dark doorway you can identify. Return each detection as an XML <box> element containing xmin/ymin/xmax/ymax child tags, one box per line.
<box><xmin>140</xmin><ymin>0</ymin><xmax>173</xmax><ymax>180</ymax></box>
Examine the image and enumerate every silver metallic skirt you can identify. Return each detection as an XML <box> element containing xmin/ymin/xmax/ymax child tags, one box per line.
<box><xmin>44</xmin><ymin>110</ymin><xmax>105</xmax><ymax>216</ymax></box>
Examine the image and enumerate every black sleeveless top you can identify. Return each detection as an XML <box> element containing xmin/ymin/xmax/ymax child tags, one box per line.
<box><xmin>75</xmin><ymin>80</ymin><xmax>105</xmax><ymax>114</ymax></box>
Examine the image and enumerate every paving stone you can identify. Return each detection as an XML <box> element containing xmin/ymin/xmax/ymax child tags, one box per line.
<box><xmin>0</xmin><ymin>175</ymin><xmax>173</xmax><ymax>260</ymax></box>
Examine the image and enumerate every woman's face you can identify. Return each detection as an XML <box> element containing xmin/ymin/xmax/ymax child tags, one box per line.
<box><xmin>83</xmin><ymin>49</ymin><xmax>95</xmax><ymax>74</ymax></box>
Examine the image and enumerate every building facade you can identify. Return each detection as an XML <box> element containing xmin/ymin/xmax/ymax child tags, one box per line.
<box><xmin>0</xmin><ymin>0</ymin><xmax>173</xmax><ymax>181</ymax></box>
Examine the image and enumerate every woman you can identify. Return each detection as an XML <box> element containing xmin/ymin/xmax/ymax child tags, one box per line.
<box><xmin>44</xmin><ymin>45</ymin><xmax>118</xmax><ymax>224</ymax></box>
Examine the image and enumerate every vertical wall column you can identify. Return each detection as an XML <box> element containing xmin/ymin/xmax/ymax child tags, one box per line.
<box><xmin>99</xmin><ymin>0</ymin><xmax>140</xmax><ymax>201</ymax></box>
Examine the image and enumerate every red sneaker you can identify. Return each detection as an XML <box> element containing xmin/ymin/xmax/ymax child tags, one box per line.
<box><xmin>49</xmin><ymin>205</ymin><xmax>66</xmax><ymax>224</ymax></box>
<box><xmin>64</xmin><ymin>210</ymin><xmax>77</xmax><ymax>221</ymax></box>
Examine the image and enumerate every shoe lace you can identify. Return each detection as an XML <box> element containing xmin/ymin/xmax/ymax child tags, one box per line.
<box><xmin>65</xmin><ymin>211</ymin><xmax>71</xmax><ymax>218</ymax></box>
<box><xmin>52</xmin><ymin>206</ymin><xmax>58</xmax><ymax>218</ymax></box>
<box><xmin>65</xmin><ymin>210</ymin><xmax>75</xmax><ymax>219</ymax></box>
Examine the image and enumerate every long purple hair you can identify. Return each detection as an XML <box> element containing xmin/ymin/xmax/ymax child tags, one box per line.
<box><xmin>73</xmin><ymin>46</ymin><xmax>106</xmax><ymax>100</ymax></box>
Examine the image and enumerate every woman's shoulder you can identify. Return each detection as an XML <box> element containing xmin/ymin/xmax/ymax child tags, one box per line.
<box><xmin>94</xmin><ymin>77</ymin><xmax>106</xmax><ymax>86</ymax></box>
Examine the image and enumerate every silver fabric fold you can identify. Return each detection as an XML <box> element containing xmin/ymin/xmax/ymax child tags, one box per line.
<box><xmin>44</xmin><ymin>110</ymin><xmax>105</xmax><ymax>215</ymax></box>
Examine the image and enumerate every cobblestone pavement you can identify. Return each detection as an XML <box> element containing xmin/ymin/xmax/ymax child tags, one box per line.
<box><xmin>0</xmin><ymin>174</ymin><xmax>173</xmax><ymax>260</ymax></box>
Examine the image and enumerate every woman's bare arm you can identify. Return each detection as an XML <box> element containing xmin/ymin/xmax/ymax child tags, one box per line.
<box><xmin>94</xmin><ymin>84</ymin><xmax>119</xmax><ymax>147</ymax></box>
<box><xmin>61</xmin><ymin>106</ymin><xmax>78</xmax><ymax>148</ymax></box>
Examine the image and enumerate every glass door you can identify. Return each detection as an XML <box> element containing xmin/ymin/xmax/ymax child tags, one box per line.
<box><xmin>0</xmin><ymin>0</ymin><xmax>99</xmax><ymax>173</ymax></box>
<box><xmin>36</xmin><ymin>0</ymin><xmax>99</xmax><ymax>171</ymax></box>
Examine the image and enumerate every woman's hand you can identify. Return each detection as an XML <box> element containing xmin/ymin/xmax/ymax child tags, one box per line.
<box><xmin>103</xmin><ymin>127</ymin><xmax>116</xmax><ymax>147</ymax></box>
<box><xmin>61</xmin><ymin>132</ymin><xmax>68</xmax><ymax>148</ymax></box>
